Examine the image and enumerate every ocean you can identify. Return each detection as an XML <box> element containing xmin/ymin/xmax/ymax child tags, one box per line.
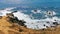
<box><xmin>0</xmin><ymin>2</ymin><xmax>60</xmax><ymax>29</ymax></box>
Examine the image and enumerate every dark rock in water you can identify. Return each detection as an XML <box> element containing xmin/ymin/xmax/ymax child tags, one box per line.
<box><xmin>43</xmin><ymin>24</ymin><xmax>46</xmax><ymax>26</ymax></box>
<box><xmin>54</xmin><ymin>20</ymin><xmax>57</xmax><ymax>21</ymax></box>
<box><xmin>8</xmin><ymin>16</ymin><xmax>26</xmax><ymax>27</ymax></box>
<box><xmin>9</xmin><ymin>17</ymin><xmax>19</xmax><ymax>23</ymax></box>
<box><xmin>46</xmin><ymin>26</ymin><xmax>49</xmax><ymax>28</ymax></box>
<box><xmin>18</xmin><ymin>20</ymin><xmax>26</xmax><ymax>26</ymax></box>
<box><xmin>6</xmin><ymin>13</ymin><xmax>15</xmax><ymax>23</ymax></box>
<box><xmin>6</xmin><ymin>13</ymin><xmax>26</xmax><ymax>27</ymax></box>
<box><xmin>49</xmin><ymin>12</ymin><xmax>51</xmax><ymax>14</ymax></box>
<box><xmin>6</xmin><ymin>13</ymin><xmax>19</xmax><ymax>23</ymax></box>
<box><xmin>12</xmin><ymin>11</ymin><xmax>17</xmax><ymax>13</ymax></box>
<box><xmin>6</xmin><ymin>13</ymin><xmax>14</xmax><ymax>17</ymax></box>
<box><xmin>53</xmin><ymin>22</ymin><xmax>58</xmax><ymax>25</ymax></box>
<box><xmin>14</xmin><ymin>17</ymin><xmax>19</xmax><ymax>21</ymax></box>
<box><xmin>34</xmin><ymin>10</ymin><xmax>37</xmax><ymax>12</ymax></box>
<box><xmin>46</xmin><ymin>21</ymin><xmax>50</xmax><ymax>23</ymax></box>
<box><xmin>42</xmin><ymin>28</ymin><xmax>45</xmax><ymax>31</ymax></box>
<box><xmin>19</xmin><ymin>20</ymin><xmax>26</xmax><ymax>23</ymax></box>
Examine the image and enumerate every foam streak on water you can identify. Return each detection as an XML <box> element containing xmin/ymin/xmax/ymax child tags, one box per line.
<box><xmin>0</xmin><ymin>7</ymin><xmax>60</xmax><ymax>30</ymax></box>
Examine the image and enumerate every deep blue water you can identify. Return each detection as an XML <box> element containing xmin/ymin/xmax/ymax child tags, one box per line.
<box><xmin>0</xmin><ymin>2</ymin><xmax>60</xmax><ymax>9</ymax></box>
<box><xmin>0</xmin><ymin>2</ymin><xmax>60</xmax><ymax>19</ymax></box>
<box><xmin>11</xmin><ymin>7</ymin><xmax>60</xmax><ymax>19</ymax></box>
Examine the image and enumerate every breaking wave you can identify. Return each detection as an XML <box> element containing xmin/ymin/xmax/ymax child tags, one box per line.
<box><xmin>0</xmin><ymin>7</ymin><xmax>60</xmax><ymax>30</ymax></box>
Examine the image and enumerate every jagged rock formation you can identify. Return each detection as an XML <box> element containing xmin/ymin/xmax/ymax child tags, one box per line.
<box><xmin>0</xmin><ymin>13</ymin><xmax>60</xmax><ymax>34</ymax></box>
<box><xmin>6</xmin><ymin>13</ymin><xmax>26</xmax><ymax>26</ymax></box>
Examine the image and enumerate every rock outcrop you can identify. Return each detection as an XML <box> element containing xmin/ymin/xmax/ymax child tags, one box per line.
<box><xmin>0</xmin><ymin>13</ymin><xmax>60</xmax><ymax>34</ymax></box>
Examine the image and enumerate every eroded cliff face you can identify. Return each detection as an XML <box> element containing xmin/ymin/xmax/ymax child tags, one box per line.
<box><xmin>0</xmin><ymin>14</ymin><xmax>41</xmax><ymax>34</ymax></box>
<box><xmin>0</xmin><ymin>14</ymin><xmax>60</xmax><ymax>34</ymax></box>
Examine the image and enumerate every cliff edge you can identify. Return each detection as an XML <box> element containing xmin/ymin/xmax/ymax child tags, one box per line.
<box><xmin>0</xmin><ymin>13</ymin><xmax>60</xmax><ymax>34</ymax></box>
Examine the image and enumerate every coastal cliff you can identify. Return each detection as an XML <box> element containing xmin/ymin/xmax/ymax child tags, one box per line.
<box><xmin>0</xmin><ymin>13</ymin><xmax>60</xmax><ymax>34</ymax></box>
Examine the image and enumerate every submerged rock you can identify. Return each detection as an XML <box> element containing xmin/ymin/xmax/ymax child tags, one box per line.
<box><xmin>12</xmin><ymin>11</ymin><xmax>17</xmax><ymax>13</ymax></box>
<box><xmin>53</xmin><ymin>22</ymin><xmax>58</xmax><ymax>25</ymax></box>
<box><xmin>0</xmin><ymin>13</ymin><xmax>60</xmax><ymax>34</ymax></box>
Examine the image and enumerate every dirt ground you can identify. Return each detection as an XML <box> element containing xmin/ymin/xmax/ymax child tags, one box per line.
<box><xmin>0</xmin><ymin>16</ymin><xmax>60</xmax><ymax>34</ymax></box>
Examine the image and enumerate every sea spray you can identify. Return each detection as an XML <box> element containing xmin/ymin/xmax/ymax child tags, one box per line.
<box><xmin>0</xmin><ymin>8</ymin><xmax>60</xmax><ymax>30</ymax></box>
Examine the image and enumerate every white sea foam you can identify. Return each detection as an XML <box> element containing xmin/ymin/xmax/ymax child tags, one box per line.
<box><xmin>53</xmin><ymin>11</ymin><xmax>56</xmax><ymax>15</ymax></box>
<box><xmin>0</xmin><ymin>8</ymin><xmax>60</xmax><ymax>30</ymax></box>
<box><xmin>13</xmin><ymin>10</ymin><xmax>60</xmax><ymax>29</ymax></box>
<box><xmin>0</xmin><ymin>7</ymin><xmax>15</xmax><ymax>16</ymax></box>
<box><xmin>44</xmin><ymin>10</ymin><xmax>56</xmax><ymax>18</ymax></box>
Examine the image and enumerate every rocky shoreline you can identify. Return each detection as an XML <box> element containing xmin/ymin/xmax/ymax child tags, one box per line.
<box><xmin>0</xmin><ymin>12</ymin><xmax>60</xmax><ymax>34</ymax></box>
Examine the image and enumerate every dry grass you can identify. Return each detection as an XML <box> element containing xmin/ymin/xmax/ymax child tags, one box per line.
<box><xmin>0</xmin><ymin>16</ymin><xmax>60</xmax><ymax>34</ymax></box>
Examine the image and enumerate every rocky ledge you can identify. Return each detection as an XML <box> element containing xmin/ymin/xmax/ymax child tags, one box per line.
<box><xmin>0</xmin><ymin>13</ymin><xmax>60</xmax><ymax>34</ymax></box>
